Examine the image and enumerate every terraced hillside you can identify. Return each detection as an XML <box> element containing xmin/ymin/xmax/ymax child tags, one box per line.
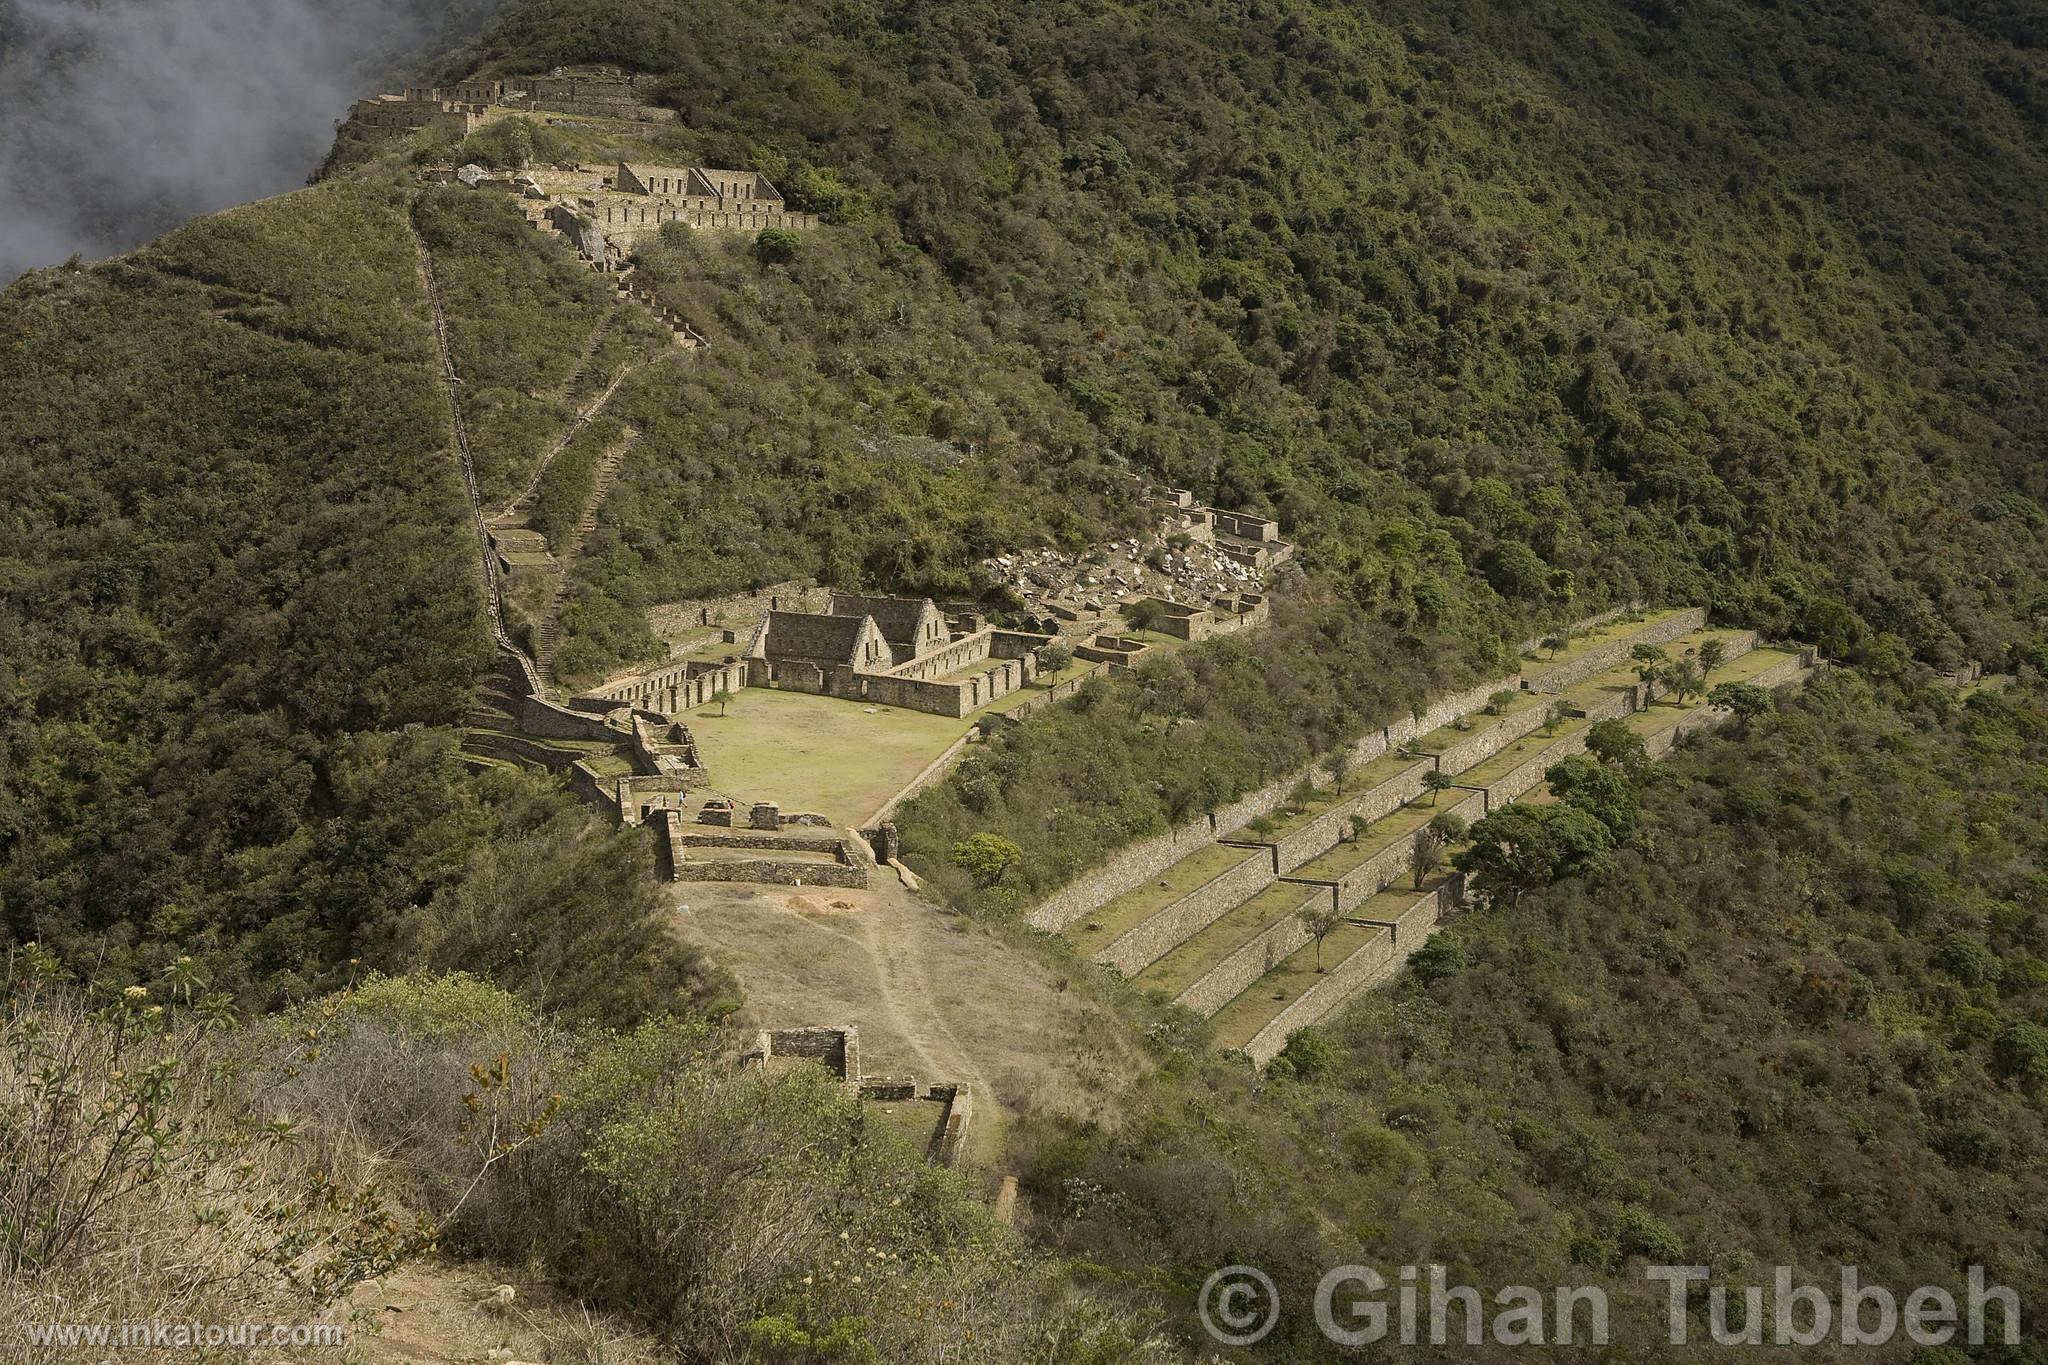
<box><xmin>1045</xmin><ymin>609</ymin><xmax>1817</xmax><ymax>1060</ymax></box>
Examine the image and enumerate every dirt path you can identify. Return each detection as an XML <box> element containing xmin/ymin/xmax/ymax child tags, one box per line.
<box><xmin>672</xmin><ymin>880</ymin><xmax>1149</xmax><ymax>1156</ymax></box>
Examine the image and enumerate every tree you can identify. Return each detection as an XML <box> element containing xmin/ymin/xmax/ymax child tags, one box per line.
<box><xmin>1297</xmin><ymin>900</ymin><xmax>1345</xmax><ymax>969</ymax></box>
<box><xmin>1456</xmin><ymin>804</ymin><xmax>1615</xmax><ymax>910</ymax></box>
<box><xmin>710</xmin><ymin>686</ymin><xmax>733</xmax><ymax>717</ymax></box>
<box><xmin>1036</xmin><ymin>642</ymin><xmax>1073</xmax><ymax>673</ymax></box>
<box><xmin>1698</xmin><ymin>637</ymin><xmax>1727</xmax><ymax>679</ymax></box>
<box><xmin>950</xmin><ymin>833</ymin><xmax>1021</xmax><ymax>887</ymax></box>
<box><xmin>1427</xmin><ymin>812</ymin><xmax>1468</xmax><ymax>845</ymax></box>
<box><xmin>1267</xmin><ymin>1026</ymin><xmax>1336</xmax><ymax>1081</ymax></box>
<box><xmin>1544</xmin><ymin>754</ymin><xmax>1640</xmax><ymax>842</ymax></box>
<box><xmin>1585</xmin><ymin>718</ymin><xmax>1651</xmax><ymax>782</ymax></box>
<box><xmin>1659</xmin><ymin>655</ymin><xmax>1705</xmax><ymax>705</ymax></box>
<box><xmin>1631</xmin><ymin>643</ymin><xmax>1668</xmax><ymax>703</ymax></box>
<box><xmin>1422</xmin><ymin>770</ymin><xmax>1455</xmax><ymax>806</ymax></box>
<box><xmin>1122</xmin><ymin>597</ymin><xmax>1166</xmax><ymax>633</ymax></box>
<box><xmin>1486</xmin><ymin>689</ymin><xmax>1517</xmax><ymax>715</ymax></box>
<box><xmin>754</xmin><ymin>227</ymin><xmax>802</xmax><ymax>268</ymax></box>
<box><xmin>1410</xmin><ymin>822</ymin><xmax>1447</xmax><ymax>889</ymax></box>
<box><xmin>1709</xmin><ymin>681</ymin><xmax>1772</xmax><ymax>733</ymax></box>
<box><xmin>1540</xmin><ymin>635</ymin><xmax>1567</xmax><ymax>660</ymax></box>
<box><xmin>1328</xmin><ymin>746</ymin><xmax>1355</xmax><ymax>795</ymax></box>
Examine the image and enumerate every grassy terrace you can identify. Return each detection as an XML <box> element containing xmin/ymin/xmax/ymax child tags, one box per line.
<box><xmin>690</xmin><ymin>689</ymin><xmax>973</xmax><ymax>825</ymax></box>
<box><xmin>1209</xmin><ymin>919</ymin><xmax>1388</xmax><ymax>1047</ymax></box>
<box><xmin>1620</xmin><ymin>647</ymin><xmax>1802</xmax><ymax>740</ymax></box>
<box><xmin>1061</xmin><ymin>843</ymin><xmax>1263</xmax><ymax>946</ymax></box>
<box><xmin>1519</xmin><ymin>607</ymin><xmax>1694</xmax><ymax>670</ymax></box>
<box><xmin>1207</xmin><ymin>870</ymin><xmax>1460</xmax><ymax>1045</ymax></box>
<box><xmin>1286</xmin><ymin>799</ymin><xmax>1443</xmax><ymax>882</ymax></box>
<box><xmin>865</xmin><ymin>1097</ymin><xmax>944</xmax><ymax>1154</ymax></box>
<box><xmin>1409</xmin><ymin>689</ymin><xmax>1544</xmax><ymax>753</ymax></box>
<box><xmin>1226</xmin><ymin>753</ymin><xmax>1425</xmax><ymax>843</ymax></box>
<box><xmin>1132</xmin><ymin>881</ymin><xmax>1322</xmax><ymax>998</ymax></box>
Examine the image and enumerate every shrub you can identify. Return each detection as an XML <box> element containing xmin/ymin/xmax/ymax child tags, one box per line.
<box><xmin>1932</xmin><ymin>932</ymin><xmax>2003</xmax><ymax>988</ymax></box>
<box><xmin>1991</xmin><ymin>1021</ymin><xmax>2048</xmax><ymax>1086</ymax></box>
<box><xmin>1267</xmin><ymin>1026</ymin><xmax>1337</xmax><ymax>1081</ymax></box>
<box><xmin>950</xmin><ymin>832</ymin><xmax>1023</xmax><ymax>887</ymax></box>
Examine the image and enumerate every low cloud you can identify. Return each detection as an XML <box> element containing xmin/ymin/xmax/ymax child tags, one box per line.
<box><xmin>0</xmin><ymin>0</ymin><xmax>498</xmax><ymax>281</ymax></box>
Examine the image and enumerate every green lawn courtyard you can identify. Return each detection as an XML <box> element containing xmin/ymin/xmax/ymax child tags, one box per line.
<box><xmin>687</xmin><ymin>688</ymin><xmax>974</xmax><ymax>825</ymax></box>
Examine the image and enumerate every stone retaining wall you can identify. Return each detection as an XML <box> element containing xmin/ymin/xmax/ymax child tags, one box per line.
<box><xmin>1243</xmin><ymin>876</ymin><xmax>1465</xmax><ymax>1065</ymax></box>
<box><xmin>1523</xmin><ymin>607</ymin><xmax>1707</xmax><ymax>692</ymax></box>
<box><xmin>1025</xmin><ymin>608</ymin><xmax>1717</xmax><ymax>931</ymax></box>
<box><xmin>1270</xmin><ymin>758</ymin><xmax>1433</xmax><ymax>873</ymax></box>
<box><xmin>1175</xmin><ymin>884</ymin><xmax>1330</xmax><ymax>1018</ymax></box>
<box><xmin>1430</xmin><ymin>702</ymin><xmax>1550</xmax><ymax>777</ymax></box>
<box><xmin>1095</xmin><ymin>849</ymin><xmax>1276</xmax><ymax>975</ymax></box>
<box><xmin>673</xmin><ymin>857</ymin><xmax>869</xmax><ymax>888</ymax></box>
<box><xmin>1026</xmin><ymin>669</ymin><xmax>1524</xmax><ymax>930</ymax></box>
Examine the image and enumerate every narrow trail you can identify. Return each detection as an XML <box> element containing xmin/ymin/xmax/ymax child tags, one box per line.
<box><xmin>529</xmin><ymin>425</ymin><xmax>641</xmax><ymax>678</ymax></box>
<box><xmin>490</xmin><ymin>346</ymin><xmax>658</xmax><ymax>524</ymax></box>
<box><xmin>405</xmin><ymin>197</ymin><xmax>543</xmax><ymax>697</ymax></box>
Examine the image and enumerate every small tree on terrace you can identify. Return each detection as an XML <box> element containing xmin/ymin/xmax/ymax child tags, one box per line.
<box><xmin>1422</xmin><ymin>770</ymin><xmax>1455</xmax><ymax>806</ymax></box>
<box><xmin>710</xmin><ymin>686</ymin><xmax>733</xmax><ymax>717</ymax></box>
<box><xmin>1632</xmin><ymin>643</ymin><xmax>1668</xmax><ymax>703</ymax></box>
<box><xmin>1698</xmin><ymin>637</ymin><xmax>1728</xmax><ymax>680</ymax></box>
<box><xmin>1297</xmin><ymin>900</ymin><xmax>1345</xmax><ymax>970</ymax></box>
<box><xmin>1709</xmin><ymin>681</ymin><xmax>1773</xmax><ymax>734</ymax></box>
<box><xmin>1541</xmin><ymin>634</ymin><xmax>1567</xmax><ymax>660</ymax></box>
<box><xmin>1660</xmin><ymin>655</ymin><xmax>1706</xmax><ymax>706</ymax></box>
<box><xmin>1585</xmin><ymin>717</ymin><xmax>1651</xmax><ymax>782</ymax></box>
<box><xmin>1411</xmin><ymin>823</ymin><xmax>1447</xmax><ymax>890</ymax></box>
<box><xmin>1328</xmin><ymin>746</ymin><xmax>1356</xmax><ymax>795</ymax></box>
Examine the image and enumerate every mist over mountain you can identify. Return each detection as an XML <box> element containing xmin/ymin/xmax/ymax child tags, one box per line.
<box><xmin>0</xmin><ymin>0</ymin><xmax>498</xmax><ymax>281</ymax></box>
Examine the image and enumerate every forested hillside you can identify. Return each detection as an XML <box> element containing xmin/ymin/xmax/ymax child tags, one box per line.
<box><xmin>2</xmin><ymin>0</ymin><xmax>2046</xmax><ymax>1357</ymax></box>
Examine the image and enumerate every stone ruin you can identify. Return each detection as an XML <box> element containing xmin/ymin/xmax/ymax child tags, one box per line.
<box><xmin>746</xmin><ymin>1027</ymin><xmax>972</xmax><ymax>1166</ymax></box>
<box><xmin>341</xmin><ymin>67</ymin><xmax>676</xmax><ymax>150</ymax></box>
<box><xmin>979</xmin><ymin>488</ymin><xmax>1291</xmax><ymax>648</ymax></box>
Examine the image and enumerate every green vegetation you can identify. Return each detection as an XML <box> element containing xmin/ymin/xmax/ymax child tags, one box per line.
<box><xmin>1007</xmin><ymin>673</ymin><xmax>2048</xmax><ymax>1355</ymax></box>
<box><xmin>1</xmin><ymin>960</ymin><xmax>1165</xmax><ymax>1362</ymax></box>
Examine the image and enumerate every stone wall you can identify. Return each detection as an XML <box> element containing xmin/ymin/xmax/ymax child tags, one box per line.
<box><xmin>928</xmin><ymin>1084</ymin><xmax>973</xmax><ymax>1166</ymax></box>
<box><xmin>673</xmin><ymin>857</ymin><xmax>869</xmax><ymax>888</ymax></box>
<box><xmin>1242</xmin><ymin>876</ymin><xmax>1465</xmax><ymax>1065</ymax></box>
<box><xmin>511</xmin><ymin>692</ymin><xmax>624</xmax><ymax>742</ymax></box>
<box><xmin>583</xmin><ymin>656</ymin><xmax>745</xmax><ymax>715</ymax></box>
<box><xmin>678</xmin><ymin>831</ymin><xmax>852</xmax><ymax>856</ymax></box>
<box><xmin>1026</xmin><ymin>668</ymin><xmax>1524</xmax><ymax>931</ymax></box>
<box><xmin>1094</xmin><ymin>849</ymin><xmax>1276</xmax><ymax>976</ymax></box>
<box><xmin>1431</xmin><ymin>702</ymin><xmax>1550</xmax><ymax>775</ymax></box>
<box><xmin>1000</xmin><ymin>663</ymin><xmax>1109</xmax><ymax>720</ymax></box>
<box><xmin>1023</xmin><ymin>606</ymin><xmax>1713</xmax><ymax>932</ymax></box>
<box><xmin>755</xmin><ymin>1026</ymin><xmax>859</xmax><ymax>1080</ymax></box>
<box><xmin>1175</xmin><ymin>884</ymin><xmax>1332</xmax><ymax>1017</ymax></box>
<box><xmin>1523</xmin><ymin>607</ymin><xmax>1707</xmax><ymax>692</ymax></box>
<box><xmin>1270</xmin><ymin>757</ymin><xmax>1433</xmax><ymax>873</ymax></box>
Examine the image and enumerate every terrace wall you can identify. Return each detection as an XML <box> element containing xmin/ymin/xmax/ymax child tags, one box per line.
<box><xmin>1175</xmin><ymin>884</ymin><xmax>1332</xmax><ymax>1018</ymax></box>
<box><xmin>1243</xmin><ymin>876</ymin><xmax>1465</xmax><ymax>1065</ymax></box>
<box><xmin>1025</xmin><ymin>608</ymin><xmax>1710</xmax><ymax>932</ymax></box>
<box><xmin>1095</xmin><ymin>850</ymin><xmax>1277</xmax><ymax>976</ymax></box>
<box><xmin>1522</xmin><ymin>607</ymin><xmax>1707</xmax><ymax>692</ymax></box>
